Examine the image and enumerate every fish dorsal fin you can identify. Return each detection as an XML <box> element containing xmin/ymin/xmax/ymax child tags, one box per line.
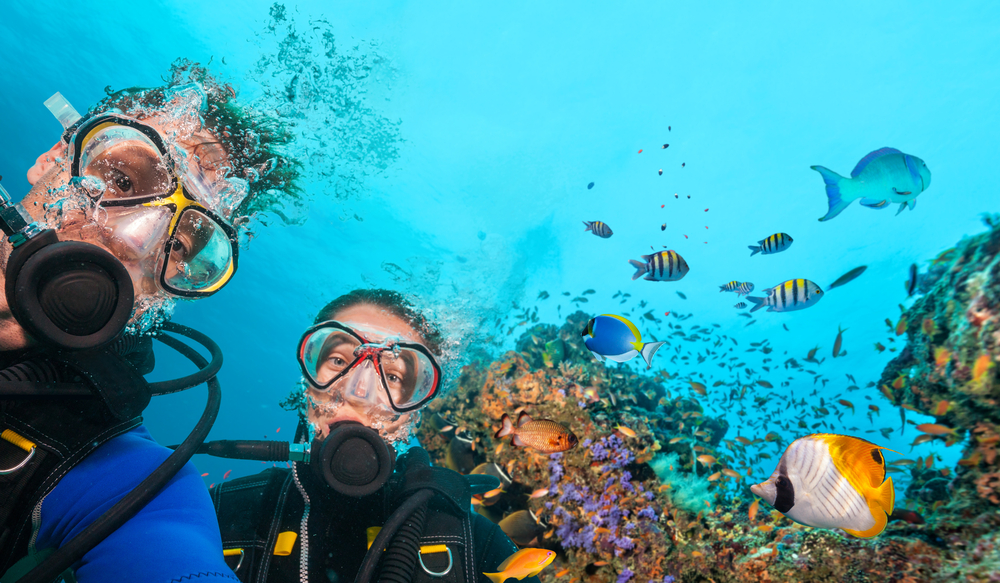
<box><xmin>517</xmin><ymin>412</ymin><xmax>533</xmax><ymax>427</ymax></box>
<box><xmin>851</xmin><ymin>147</ymin><xmax>903</xmax><ymax>178</ymax></box>
<box><xmin>814</xmin><ymin>433</ymin><xmax>894</xmax><ymax>492</ymax></box>
<box><xmin>757</xmin><ymin>239</ymin><xmax>765</xmax><ymax>245</ymax></box>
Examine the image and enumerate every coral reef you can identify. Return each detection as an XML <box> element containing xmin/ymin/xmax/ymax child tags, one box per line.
<box><xmin>419</xmin><ymin>303</ymin><xmax>1000</xmax><ymax>582</ymax></box>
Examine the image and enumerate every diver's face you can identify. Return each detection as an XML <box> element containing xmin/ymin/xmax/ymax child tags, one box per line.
<box><xmin>0</xmin><ymin>116</ymin><xmax>231</xmax><ymax>350</ymax></box>
<box><xmin>306</xmin><ymin>304</ymin><xmax>427</xmax><ymax>442</ymax></box>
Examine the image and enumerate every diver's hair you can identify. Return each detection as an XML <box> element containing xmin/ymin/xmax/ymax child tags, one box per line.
<box><xmin>314</xmin><ymin>289</ymin><xmax>443</xmax><ymax>355</ymax></box>
<box><xmin>91</xmin><ymin>58</ymin><xmax>303</xmax><ymax>224</ymax></box>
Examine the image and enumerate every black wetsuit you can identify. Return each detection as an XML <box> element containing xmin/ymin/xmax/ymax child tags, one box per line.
<box><xmin>212</xmin><ymin>448</ymin><xmax>535</xmax><ymax>583</ymax></box>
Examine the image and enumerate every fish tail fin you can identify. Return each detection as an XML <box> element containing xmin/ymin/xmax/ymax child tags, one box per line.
<box><xmin>748</xmin><ymin>245</ymin><xmax>761</xmax><ymax>256</ymax></box>
<box><xmin>845</xmin><ymin>495</ymin><xmax>890</xmax><ymax>538</ymax></box>
<box><xmin>746</xmin><ymin>296</ymin><xmax>766</xmax><ymax>313</ymax></box>
<box><xmin>483</xmin><ymin>572</ymin><xmax>506</xmax><ymax>583</ymax></box>
<box><xmin>583</xmin><ymin>221</ymin><xmax>593</xmax><ymax>232</ymax></box>
<box><xmin>628</xmin><ymin>259</ymin><xmax>647</xmax><ymax>281</ymax></box>
<box><xmin>638</xmin><ymin>341</ymin><xmax>665</xmax><ymax>369</ymax></box>
<box><xmin>494</xmin><ymin>414</ymin><xmax>513</xmax><ymax>439</ymax></box>
<box><xmin>811</xmin><ymin>165</ymin><xmax>855</xmax><ymax>221</ymax></box>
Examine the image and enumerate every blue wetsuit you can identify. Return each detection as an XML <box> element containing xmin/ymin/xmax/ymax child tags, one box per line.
<box><xmin>35</xmin><ymin>426</ymin><xmax>238</xmax><ymax>582</ymax></box>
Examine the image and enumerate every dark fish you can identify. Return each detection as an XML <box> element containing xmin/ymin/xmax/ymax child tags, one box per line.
<box><xmin>833</xmin><ymin>325</ymin><xmax>847</xmax><ymax>358</ymax></box>
<box><xmin>828</xmin><ymin>266</ymin><xmax>867</xmax><ymax>290</ymax></box>
<box><xmin>499</xmin><ymin>510</ymin><xmax>544</xmax><ymax>546</ymax></box>
<box><xmin>734</xmin><ymin>302</ymin><xmax>747</xmax><ymax>309</ymax></box>
<box><xmin>889</xmin><ymin>508</ymin><xmax>925</xmax><ymax>525</ymax></box>
<box><xmin>445</xmin><ymin>434</ymin><xmax>477</xmax><ymax>474</ymax></box>
<box><xmin>494</xmin><ymin>413</ymin><xmax>578</xmax><ymax>453</ymax></box>
<box><xmin>662</xmin><ymin>144</ymin><xmax>669</xmax><ymax>149</ymax></box>
<box><xmin>587</xmin><ymin>182</ymin><xmax>595</xmax><ymax>189</ymax></box>
<box><xmin>661</xmin><ymin>223</ymin><xmax>666</xmax><ymax>231</ymax></box>
<box><xmin>783</xmin><ymin>324</ymin><xmax>790</xmax><ymax>331</ymax></box>
<box><xmin>537</xmin><ymin>291</ymin><xmax>549</xmax><ymax>300</ymax></box>
<box><xmin>658</xmin><ymin>169</ymin><xmax>663</xmax><ymax>176</ymax></box>
<box><xmin>629</xmin><ymin>250</ymin><xmax>689</xmax><ymax>282</ymax></box>
<box><xmin>677</xmin><ymin>291</ymin><xmax>687</xmax><ymax>299</ymax></box>
<box><xmin>583</xmin><ymin>220</ymin><xmax>612</xmax><ymax>238</ymax></box>
<box><xmin>906</xmin><ymin>264</ymin><xmax>918</xmax><ymax>296</ymax></box>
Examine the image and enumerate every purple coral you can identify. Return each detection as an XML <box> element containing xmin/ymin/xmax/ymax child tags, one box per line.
<box><xmin>617</xmin><ymin>568</ymin><xmax>634</xmax><ymax>583</ymax></box>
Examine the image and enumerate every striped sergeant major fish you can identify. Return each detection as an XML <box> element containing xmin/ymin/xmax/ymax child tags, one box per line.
<box><xmin>749</xmin><ymin>232</ymin><xmax>793</xmax><ymax>256</ymax></box>
<box><xmin>629</xmin><ymin>250</ymin><xmax>689</xmax><ymax>282</ymax></box>
<box><xmin>747</xmin><ymin>279</ymin><xmax>823</xmax><ymax>313</ymax></box>
<box><xmin>751</xmin><ymin>433</ymin><xmax>896</xmax><ymax>538</ymax></box>
<box><xmin>583</xmin><ymin>220</ymin><xmax>613</xmax><ymax>238</ymax></box>
<box><xmin>719</xmin><ymin>281</ymin><xmax>754</xmax><ymax>296</ymax></box>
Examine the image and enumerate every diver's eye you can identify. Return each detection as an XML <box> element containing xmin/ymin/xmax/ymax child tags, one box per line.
<box><xmin>327</xmin><ymin>356</ymin><xmax>348</xmax><ymax>367</ymax></box>
<box><xmin>168</xmin><ymin>238</ymin><xmax>190</xmax><ymax>258</ymax></box>
<box><xmin>106</xmin><ymin>169</ymin><xmax>135</xmax><ymax>195</ymax></box>
<box><xmin>385</xmin><ymin>373</ymin><xmax>402</xmax><ymax>385</ymax></box>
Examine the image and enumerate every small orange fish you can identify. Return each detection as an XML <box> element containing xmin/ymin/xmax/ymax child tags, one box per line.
<box><xmin>707</xmin><ymin>471</ymin><xmax>722</xmax><ymax>481</ymax></box>
<box><xmin>696</xmin><ymin>454</ymin><xmax>717</xmax><ymax>466</ymax></box>
<box><xmin>874</xmin><ymin>342</ymin><xmax>886</xmax><ymax>353</ymax></box>
<box><xmin>757</xmin><ymin>525</ymin><xmax>773</xmax><ymax>533</ymax></box>
<box><xmin>756</xmin><ymin>380</ymin><xmax>773</xmax><ymax>388</ymax></box>
<box><xmin>593</xmin><ymin>527</ymin><xmax>611</xmax><ymax>535</ymax></box>
<box><xmin>529</xmin><ymin>488</ymin><xmax>550</xmax><ymax>499</ymax></box>
<box><xmin>910</xmin><ymin>434</ymin><xmax>935</xmax><ymax>447</ymax></box>
<box><xmin>921</xmin><ymin>318</ymin><xmax>937</xmax><ymax>336</ymax></box>
<box><xmin>223</xmin><ymin>470</ymin><xmax>232</xmax><ymax>480</ymax></box>
<box><xmin>916</xmin><ymin>423</ymin><xmax>957</xmax><ymax>436</ymax></box>
<box><xmin>555</xmin><ymin>569</ymin><xmax>569</xmax><ymax>578</ymax></box>
<box><xmin>494</xmin><ymin>413</ymin><xmax>578</xmax><ymax>453</ymax></box>
<box><xmin>483</xmin><ymin>548</ymin><xmax>556</xmax><ymax>583</ymax></box>
<box><xmin>691</xmin><ymin>550</ymin><xmax>703</xmax><ymax>557</ymax></box>
<box><xmin>934</xmin><ymin>347</ymin><xmax>952</xmax><ymax>367</ymax></box>
<box><xmin>735</xmin><ymin>436</ymin><xmax>752</xmax><ymax>446</ymax></box>
<box><xmin>690</xmin><ymin>381</ymin><xmax>707</xmax><ymax>396</ymax></box>
<box><xmin>895</xmin><ymin>317</ymin><xmax>908</xmax><ymax>336</ymax></box>
<box><xmin>721</xmin><ymin>468</ymin><xmax>742</xmax><ymax>479</ymax></box>
<box><xmin>593</xmin><ymin>561</ymin><xmax>609</xmax><ymax>567</ymax></box>
<box><xmin>616</xmin><ymin>425</ymin><xmax>637</xmax><ymax>438</ymax></box>
<box><xmin>880</xmin><ymin>384</ymin><xmax>895</xmax><ymax>402</ymax></box>
<box><xmin>933</xmin><ymin>400</ymin><xmax>950</xmax><ymax>417</ymax></box>
<box><xmin>868</xmin><ymin>404</ymin><xmax>880</xmax><ymax>413</ymax></box>
<box><xmin>749</xmin><ymin>498</ymin><xmax>760</xmax><ymax>521</ymax></box>
<box><xmin>669</xmin><ymin>437</ymin><xmax>683</xmax><ymax>444</ymax></box>
<box><xmin>973</xmin><ymin>354</ymin><xmax>993</xmax><ymax>382</ymax></box>
<box><xmin>892</xmin><ymin>375</ymin><xmax>907</xmax><ymax>390</ymax></box>
<box><xmin>838</xmin><ymin>399</ymin><xmax>854</xmax><ymax>413</ymax></box>
<box><xmin>200</xmin><ymin>473</ymin><xmax>209</xmax><ymax>477</ymax></box>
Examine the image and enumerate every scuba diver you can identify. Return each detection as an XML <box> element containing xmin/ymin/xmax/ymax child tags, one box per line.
<box><xmin>0</xmin><ymin>61</ymin><xmax>300</xmax><ymax>583</ymax></box>
<box><xmin>210</xmin><ymin>289</ymin><xmax>538</xmax><ymax>583</ymax></box>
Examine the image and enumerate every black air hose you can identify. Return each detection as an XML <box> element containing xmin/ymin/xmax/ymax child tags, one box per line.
<box><xmin>0</xmin><ymin>358</ymin><xmax>62</xmax><ymax>383</ymax></box>
<box><xmin>355</xmin><ymin>489</ymin><xmax>434</xmax><ymax>583</ymax></box>
<box><xmin>377</xmin><ymin>500</ymin><xmax>428</xmax><ymax>583</ymax></box>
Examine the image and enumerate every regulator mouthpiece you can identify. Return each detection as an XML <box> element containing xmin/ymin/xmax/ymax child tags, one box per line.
<box><xmin>312</xmin><ymin>422</ymin><xmax>395</xmax><ymax>498</ymax></box>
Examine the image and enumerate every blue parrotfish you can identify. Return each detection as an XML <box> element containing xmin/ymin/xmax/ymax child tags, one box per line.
<box><xmin>812</xmin><ymin>148</ymin><xmax>931</xmax><ymax>221</ymax></box>
<box><xmin>581</xmin><ymin>314</ymin><xmax>665</xmax><ymax>369</ymax></box>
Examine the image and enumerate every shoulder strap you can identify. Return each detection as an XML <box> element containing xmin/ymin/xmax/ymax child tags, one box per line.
<box><xmin>213</xmin><ymin>468</ymin><xmax>296</xmax><ymax>582</ymax></box>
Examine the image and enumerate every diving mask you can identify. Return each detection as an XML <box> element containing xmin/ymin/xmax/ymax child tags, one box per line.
<box><xmin>64</xmin><ymin>112</ymin><xmax>240</xmax><ymax>297</ymax></box>
<box><xmin>297</xmin><ymin>321</ymin><xmax>441</xmax><ymax>413</ymax></box>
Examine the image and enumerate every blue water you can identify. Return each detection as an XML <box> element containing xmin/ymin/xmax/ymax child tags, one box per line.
<box><xmin>1</xmin><ymin>0</ymin><xmax>996</xmax><ymax>510</ymax></box>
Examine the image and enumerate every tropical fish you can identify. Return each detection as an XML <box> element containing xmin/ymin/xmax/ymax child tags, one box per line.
<box><xmin>933</xmin><ymin>400</ymin><xmax>950</xmax><ymax>417</ymax></box>
<box><xmin>973</xmin><ymin>354</ymin><xmax>993</xmax><ymax>382</ymax></box>
<box><xmin>542</xmin><ymin>339</ymin><xmax>565</xmax><ymax>368</ymax></box>
<box><xmin>445</xmin><ymin>433</ymin><xmax>477</xmax><ymax>474</ymax></box>
<box><xmin>828</xmin><ymin>266</ymin><xmax>867</xmax><ymax>291</ymax></box>
<box><xmin>906</xmin><ymin>264</ymin><xmax>918</xmax><ymax>296</ymax></box>
<box><xmin>812</xmin><ymin>148</ymin><xmax>931</xmax><ymax>221</ymax></box>
<box><xmin>529</xmin><ymin>488</ymin><xmax>550</xmax><ymax>499</ymax></box>
<box><xmin>915</xmin><ymin>424</ymin><xmax>957</xmax><ymax>436</ymax></box>
<box><xmin>751</xmin><ymin>433</ymin><xmax>896</xmax><ymax>538</ymax></box>
<box><xmin>483</xmin><ymin>548</ymin><xmax>556</xmax><ymax>583</ymax></box>
<box><xmin>748</xmin><ymin>233</ymin><xmax>793</xmax><ymax>256</ymax></box>
<box><xmin>833</xmin><ymin>326</ymin><xmax>847</xmax><ymax>358</ymax></box>
<box><xmin>934</xmin><ymin>347</ymin><xmax>951</xmax><ymax>366</ymax></box>
<box><xmin>921</xmin><ymin>318</ymin><xmax>937</xmax><ymax>336</ymax></box>
<box><xmin>746</xmin><ymin>279</ymin><xmax>824</xmax><ymax>313</ymax></box>
<box><xmin>661</xmin><ymin>223</ymin><xmax>666</xmax><ymax>231</ymax></box>
<box><xmin>748</xmin><ymin>498</ymin><xmax>760</xmax><ymax>521</ymax></box>
<box><xmin>583</xmin><ymin>220</ymin><xmax>613</xmax><ymax>238</ymax></box>
<box><xmin>587</xmin><ymin>182</ymin><xmax>595</xmax><ymax>189</ymax></box>
<box><xmin>581</xmin><ymin>314</ymin><xmax>665</xmax><ymax>368</ymax></box>
<box><xmin>734</xmin><ymin>302</ymin><xmax>747</xmax><ymax>309</ymax></box>
<box><xmin>738</xmin><ymin>282</ymin><xmax>754</xmax><ymax>296</ymax></box>
<box><xmin>690</xmin><ymin>381</ymin><xmax>707</xmax><ymax>395</ymax></box>
<box><xmin>676</xmin><ymin>291</ymin><xmax>687</xmax><ymax>299</ymax></box>
<box><xmin>471</xmin><ymin>462</ymin><xmax>513</xmax><ymax>489</ymax></box>
<box><xmin>498</xmin><ymin>510</ymin><xmax>545</xmax><ymax>546</ymax></box>
<box><xmin>629</xmin><ymin>250</ymin><xmax>689</xmax><ymax>282</ymax></box>
<box><xmin>888</xmin><ymin>508</ymin><xmax>925</xmax><ymax>525</ymax></box>
<box><xmin>495</xmin><ymin>413</ymin><xmax>578</xmax><ymax>453</ymax></box>
<box><xmin>719</xmin><ymin>281</ymin><xmax>742</xmax><ymax>293</ymax></box>
<box><xmin>616</xmin><ymin>425</ymin><xmax>637</xmax><ymax>438</ymax></box>
<box><xmin>697</xmin><ymin>454</ymin><xmax>717</xmax><ymax>466</ymax></box>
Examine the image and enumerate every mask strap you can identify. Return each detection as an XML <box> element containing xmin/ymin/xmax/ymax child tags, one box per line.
<box><xmin>44</xmin><ymin>92</ymin><xmax>82</xmax><ymax>131</ymax></box>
